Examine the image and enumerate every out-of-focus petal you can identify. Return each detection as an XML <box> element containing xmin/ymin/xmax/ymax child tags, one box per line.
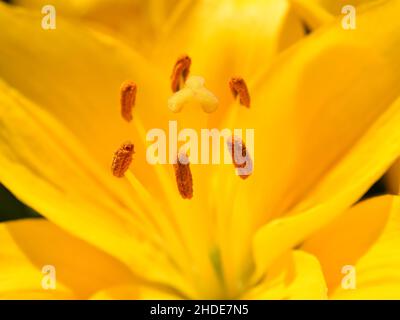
<box><xmin>304</xmin><ymin>196</ymin><xmax>400</xmax><ymax>299</ymax></box>
<box><xmin>243</xmin><ymin>251</ymin><xmax>327</xmax><ymax>299</ymax></box>
<box><xmin>0</xmin><ymin>218</ymin><xmax>136</xmax><ymax>299</ymax></box>
<box><xmin>218</xmin><ymin>0</ymin><xmax>400</xmax><ymax>288</ymax></box>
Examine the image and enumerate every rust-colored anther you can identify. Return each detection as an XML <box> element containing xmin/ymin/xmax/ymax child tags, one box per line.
<box><xmin>229</xmin><ymin>77</ymin><xmax>250</xmax><ymax>108</ymax></box>
<box><xmin>120</xmin><ymin>81</ymin><xmax>137</xmax><ymax>122</ymax></box>
<box><xmin>171</xmin><ymin>55</ymin><xmax>191</xmax><ymax>92</ymax></box>
<box><xmin>173</xmin><ymin>153</ymin><xmax>193</xmax><ymax>199</ymax></box>
<box><xmin>227</xmin><ymin>136</ymin><xmax>253</xmax><ymax>179</ymax></box>
<box><xmin>111</xmin><ymin>142</ymin><xmax>135</xmax><ymax>177</ymax></box>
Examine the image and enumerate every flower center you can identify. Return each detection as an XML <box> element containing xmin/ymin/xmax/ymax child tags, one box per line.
<box><xmin>111</xmin><ymin>55</ymin><xmax>255</xmax><ymax>298</ymax></box>
<box><xmin>113</xmin><ymin>55</ymin><xmax>254</xmax><ymax>197</ymax></box>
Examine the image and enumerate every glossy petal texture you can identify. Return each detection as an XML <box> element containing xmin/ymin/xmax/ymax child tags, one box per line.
<box><xmin>218</xmin><ymin>0</ymin><xmax>400</xmax><ymax>290</ymax></box>
<box><xmin>0</xmin><ymin>219</ymin><xmax>135</xmax><ymax>299</ymax></box>
<box><xmin>1</xmin><ymin>0</ymin><xmax>400</xmax><ymax>300</ymax></box>
<box><xmin>243</xmin><ymin>251</ymin><xmax>327</xmax><ymax>299</ymax></box>
<box><xmin>304</xmin><ymin>196</ymin><xmax>400</xmax><ymax>299</ymax></box>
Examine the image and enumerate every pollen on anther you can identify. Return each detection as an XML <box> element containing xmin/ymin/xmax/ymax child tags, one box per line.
<box><xmin>173</xmin><ymin>153</ymin><xmax>193</xmax><ymax>199</ymax></box>
<box><xmin>171</xmin><ymin>55</ymin><xmax>191</xmax><ymax>93</ymax></box>
<box><xmin>120</xmin><ymin>81</ymin><xmax>137</xmax><ymax>122</ymax></box>
<box><xmin>112</xmin><ymin>142</ymin><xmax>135</xmax><ymax>178</ymax></box>
<box><xmin>227</xmin><ymin>136</ymin><xmax>253</xmax><ymax>179</ymax></box>
<box><xmin>229</xmin><ymin>77</ymin><xmax>250</xmax><ymax>108</ymax></box>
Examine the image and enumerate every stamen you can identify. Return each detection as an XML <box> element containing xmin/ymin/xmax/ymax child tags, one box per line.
<box><xmin>111</xmin><ymin>142</ymin><xmax>135</xmax><ymax>177</ymax></box>
<box><xmin>173</xmin><ymin>153</ymin><xmax>193</xmax><ymax>199</ymax></box>
<box><xmin>171</xmin><ymin>55</ymin><xmax>191</xmax><ymax>92</ymax></box>
<box><xmin>227</xmin><ymin>136</ymin><xmax>253</xmax><ymax>179</ymax></box>
<box><xmin>120</xmin><ymin>81</ymin><xmax>137</xmax><ymax>122</ymax></box>
<box><xmin>229</xmin><ymin>77</ymin><xmax>250</xmax><ymax>108</ymax></box>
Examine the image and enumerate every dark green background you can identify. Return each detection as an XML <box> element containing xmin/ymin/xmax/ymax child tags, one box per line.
<box><xmin>0</xmin><ymin>184</ymin><xmax>41</xmax><ymax>222</ymax></box>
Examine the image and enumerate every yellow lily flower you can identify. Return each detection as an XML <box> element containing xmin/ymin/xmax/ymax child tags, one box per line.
<box><xmin>0</xmin><ymin>0</ymin><xmax>400</xmax><ymax>299</ymax></box>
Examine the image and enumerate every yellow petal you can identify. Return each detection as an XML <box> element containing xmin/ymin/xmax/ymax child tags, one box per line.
<box><xmin>289</xmin><ymin>0</ymin><xmax>384</xmax><ymax>30</ymax></box>
<box><xmin>289</xmin><ymin>0</ymin><xmax>334</xmax><ymax>29</ymax></box>
<box><xmin>187</xmin><ymin>0</ymin><xmax>305</xmax><ymax>76</ymax></box>
<box><xmin>242</xmin><ymin>251</ymin><xmax>327</xmax><ymax>300</ymax></box>
<box><xmin>11</xmin><ymin>0</ymin><xmax>191</xmax><ymax>53</ymax></box>
<box><xmin>90</xmin><ymin>285</ymin><xmax>138</xmax><ymax>300</ymax></box>
<box><xmin>304</xmin><ymin>195</ymin><xmax>400</xmax><ymax>299</ymax></box>
<box><xmin>243</xmin><ymin>0</ymin><xmax>400</xmax><ymax>220</ymax></box>
<box><xmin>90</xmin><ymin>284</ymin><xmax>182</xmax><ymax>300</ymax></box>
<box><xmin>0</xmin><ymin>78</ymin><xmax>198</xmax><ymax>297</ymax></box>
<box><xmin>0</xmin><ymin>2</ymin><xmax>221</xmax><ymax>276</ymax></box>
<box><xmin>0</xmin><ymin>3</ymin><xmax>225</xmax><ymax>296</ymax></box>
<box><xmin>252</xmin><ymin>94</ymin><xmax>400</xmax><ymax>281</ymax></box>
<box><xmin>384</xmin><ymin>159</ymin><xmax>400</xmax><ymax>194</ymax></box>
<box><xmin>316</xmin><ymin>0</ymin><xmax>379</xmax><ymax>15</ymax></box>
<box><xmin>303</xmin><ymin>196</ymin><xmax>391</xmax><ymax>292</ymax></box>
<box><xmin>0</xmin><ymin>2</ymin><xmax>176</xmax><ymax>197</ymax></box>
<box><xmin>0</xmin><ymin>218</ymin><xmax>137</xmax><ymax>299</ymax></box>
<box><xmin>219</xmin><ymin>0</ymin><xmax>400</xmax><ymax>287</ymax></box>
<box><xmin>0</xmin><ymin>6</ymin><xmax>216</xmax><ymax>262</ymax></box>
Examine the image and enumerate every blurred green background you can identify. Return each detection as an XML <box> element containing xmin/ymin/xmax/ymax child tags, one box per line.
<box><xmin>0</xmin><ymin>184</ymin><xmax>41</xmax><ymax>222</ymax></box>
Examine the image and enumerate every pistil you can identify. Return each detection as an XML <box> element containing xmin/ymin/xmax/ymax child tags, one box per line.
<box><xmin>168</xmin><ymin>76</ymin><xmax>218</xmax><ymax>113</ymax></box>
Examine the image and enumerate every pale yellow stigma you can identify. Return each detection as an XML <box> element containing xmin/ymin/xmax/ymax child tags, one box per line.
<box><xmin>111</xmin><ymin>142</ymin><xmax>135</xmax><ymax>177</ymax></box>
<box><xmin>168</xmin><ymin>75</ymin><xmax>219</xmax><ymax>113</ymax></box>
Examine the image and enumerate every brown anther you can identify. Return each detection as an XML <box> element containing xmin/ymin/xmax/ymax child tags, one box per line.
<box><xmin>227</xmin><ymin>136</ymin><xmax>253</xmax><ymax>179</ymax></box>
<box><xmin>120</xmin><ymin>81</ymin><xmax>137</xmax><ymax>122</ymax></box>
<box><xmin>229</xmin><ymin>77</ymin><xmax>250</xmax><ymax>108</ymax></box>
<box><xmin>112</xmin><ymin>142</ymin><xmax>135</xmax><ymax>177</ymax></box>
<box><xmin>173</xmin><ymin>153</ymin><xmax>193</xmax><ymax>199</ymax></box>
<box><xmin>171</xmin><ymin>55</ymin><xmax>191</xmax><ymax>92</ymax></box>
